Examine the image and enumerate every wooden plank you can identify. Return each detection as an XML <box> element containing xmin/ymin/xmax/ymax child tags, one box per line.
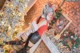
<box><xmin>0</xmin><ymin>0</ymin><xmax>6</xmax><ymax>11</ymax></box>
<box><xmin>0</xmin><ymin>0</ymin><xmax>37</xmax><ymax>14</ymax></box>
<box><xmin>29</xmin><ymin>39</ymin><xmax>41</xmax><ymax>53</ymax></box>
<box><xmin>54</xmin><ymin>13</ymin><xmax>72</xmax><ymax>40</ymax></box>
<box><xmin>66</xmin><ymin>0</ymin><xmax>80</xmax><ymax>2</ymax></box>
<box><xmin>0</xmin><ymin>0</ymin><xmax>6</xmax><ymax>10</ymax></box>
<box><xmin>59</xmin><ymin>13</ymin><xmax>72</xmax><ymax>35</ymax></box>
<box><xmin>26</xmin><ymin>0</ymin><xmax>37</xmax><ymax>13</ymax></box>
<box><xmin>41</xmin><ymin>34</ymin><xmax>60</xmax><ymax>53</ymax></box>
<box><xmin>34</xmin><ymin>41</ymin><xmax>51</xmax><ymax>53</ymax></box>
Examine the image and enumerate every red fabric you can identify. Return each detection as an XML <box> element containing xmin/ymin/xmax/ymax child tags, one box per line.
<box><xmin>38</xmin><ymin>18</ymin><xmax>48</xmax><ymax>37</ymax></box>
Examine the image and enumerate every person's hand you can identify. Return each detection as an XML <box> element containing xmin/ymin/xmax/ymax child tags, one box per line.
<box><xmin>20</xmin><ymin>32</ymin><xmax>28</xmax><ymax>42</ymax></box>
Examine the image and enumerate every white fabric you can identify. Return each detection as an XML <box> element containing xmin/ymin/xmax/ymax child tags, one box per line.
<box><xmin>31</xmin><ymin>21</ymin><xmax>38</xmax><ymax>32</ymax></box>
<box><xmin>46</xmin><ymin>15</ymin><xmax>50</xmax><ymax>20</ymax></box>
<box><xmin>42</xmin><ymin>14</ymin><xmax>46</xmax><ymax>18</ymax></box>
<box><xmin>25</xmin><ymin>29</ymin><xmax>32</xmax><ymax>36</ymax></box>
<box><xmin>25</xmin><ymin>21</ymin><xmax>38</xmax><ymax>36</ymax></box>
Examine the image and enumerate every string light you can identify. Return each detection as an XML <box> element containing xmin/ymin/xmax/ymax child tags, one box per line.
<box><xmin>0</xmin><ymin>0</ymin><xmax>30</xmax><ymax>51</ymax></box>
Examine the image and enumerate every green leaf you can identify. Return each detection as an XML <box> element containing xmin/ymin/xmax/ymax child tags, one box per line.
<box><xmin>55</xmin><ymin>8</ymin><xmax>62</xmax><ymax>19</ymax></box>
<box><xmin>5</xmin><ymin>50</ymin><xmax>8</xmax><ymax>53</ymax></box>
<box><xmin>56</xmin><ymin>12</ymin><xmax>62</xmax><ymax>19</ymax></box>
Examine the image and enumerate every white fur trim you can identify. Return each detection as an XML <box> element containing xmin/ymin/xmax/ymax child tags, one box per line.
<box><xmin>42</xmin><ymin>14</ymin><xmax>46</xmax><ymax>18</ymax></box>
<box><xmin>32</xmin><ymin>21</ymin><xmax>38</xmax><ymax>32</ymax></box>
<box><xmin>46</xmin><ymin>15</ymin><xmax>50</xmax><ymax>20</ymax></box>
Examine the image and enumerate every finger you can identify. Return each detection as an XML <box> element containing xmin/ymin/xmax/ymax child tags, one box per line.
<box><xmin>21</xmin><ymin>33</ymin><xmax>28</xmax><ymax>42</ymax></box>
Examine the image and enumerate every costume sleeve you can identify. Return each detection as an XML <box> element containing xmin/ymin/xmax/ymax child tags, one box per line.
<box><xmin>31</xmin><ymin>21</ymin><xmax>39</xmax><ymax>32</ymax></box>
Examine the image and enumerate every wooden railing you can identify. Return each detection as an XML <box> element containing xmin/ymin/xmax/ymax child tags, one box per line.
<box><xmin>0</xmin><ymin>0</ymin><xmax>6</xmax><ymax>10</ymax></box>
<box><xmin>66</xmin><ymin>0</ymin><xmax>80</xmax><ymax>2</ymax></box>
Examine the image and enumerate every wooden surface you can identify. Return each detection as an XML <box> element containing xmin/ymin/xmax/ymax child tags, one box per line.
<box><xmin>26</xmin><ymin>0</ymin><xmax>37</xmax><ymax>13</ymax></box>
<box><xmin>34</xmin><ymin>41</ymin><xmax>51</xmax><ymax>53</ymax></box>
<box><xmin>0</xmin><ymin>0</ymin><xmax>6</xmax><ymax>10</ymax></box>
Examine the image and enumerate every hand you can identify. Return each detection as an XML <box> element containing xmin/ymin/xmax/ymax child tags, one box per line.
<box><xmin>20</xmin><ymin>32</ymin><xmax>28</xmax><ymax>42</ymax></box>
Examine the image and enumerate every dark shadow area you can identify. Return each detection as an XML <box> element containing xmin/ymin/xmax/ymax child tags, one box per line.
<box><xmin>0</xmin><ymin>0</ymin><xmax>6</xmax><ymax>10</ymax></box>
